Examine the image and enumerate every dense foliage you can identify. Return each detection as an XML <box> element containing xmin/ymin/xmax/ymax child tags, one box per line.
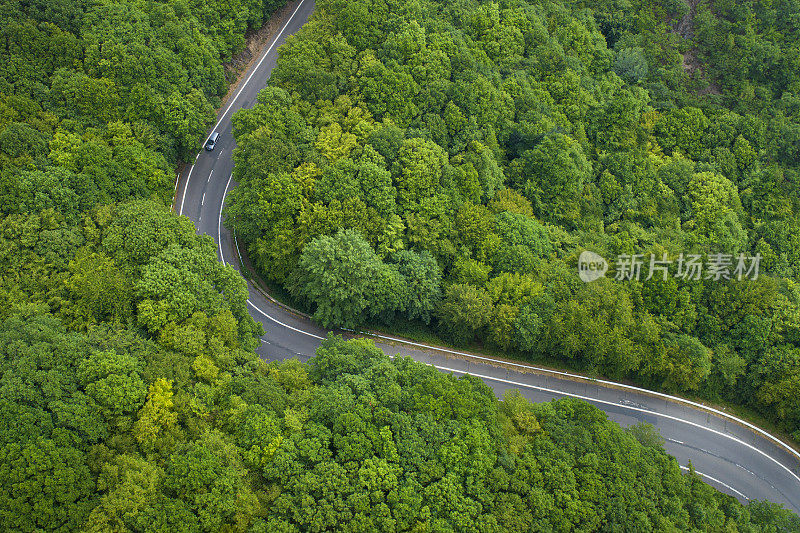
<box><xmin>0</xmin><ymin>200</ymin><xmax>262</xmax><ymax>346</ymax></box>
<box><xmin>0</xmin><ymin>0</ymin><xmax>798</xmax><ymax>529</ymax></box>
<box><xmin>2</xmin><ymin>325</ymin><xmax>798</xmax><ymax>531</ymax></box>
<box><xmin>227</xmin><ymin>0</ymin><xmax>800</xmax><ymax>441</ymax></box>
<box><xmin>0</xmin><ymin>199</ymin><xmax>793</xmax><ymax>529</ymax></box>
<box><xmin>0</xmin><ymin>0</ymin><xmax>287</xmax><ymax>213</ymax></box>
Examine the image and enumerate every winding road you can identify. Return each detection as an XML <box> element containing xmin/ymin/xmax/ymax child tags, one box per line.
<box><xmin>174</xmin><ymin>0</ymin><xmax>800</xmax><ymax>514</ymax></box>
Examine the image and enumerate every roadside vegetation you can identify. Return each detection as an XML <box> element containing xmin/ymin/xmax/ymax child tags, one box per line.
<box><xmin>227</xmin><ymin>0</ymin><xmax>800</xmax><ymax>444</ymax></box>
<box><xmin>3</xmin><ymin>326</ymin><xmax>799</xmax><ymax>531</ymax></box>
<box><xmin>0</xmin><ymin>0</ymin><xmax>799</xmax><ymax>529</ymax></box>
<box><xmin>0</xmin><ymin>0</ymin><xmax>287</xmax><ymax>211</ymax></box>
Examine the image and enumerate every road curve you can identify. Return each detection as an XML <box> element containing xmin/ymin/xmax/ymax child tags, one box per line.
<box><xmin>174</xmin><ymin>0</ymin><xmax>800</xmax><ymax>513</ymax></box>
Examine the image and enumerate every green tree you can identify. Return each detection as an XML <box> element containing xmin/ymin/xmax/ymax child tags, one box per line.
<box><xmin>437</xmin><ymin>284</ymin><xmax>494</xmax><ymax>346</ymax></box>
<box><xmin>662</xmin><ymin>335</ymin><xmax>712</xmax><ymax>392</ymax></box>
<box><xmin>394</xmin><ymin>249</ymin><xmax>442</xmax><ymax>324</ymax></box>
<box><xmin>164</xmin><ymin>431</ymin><xmax>258</xmax><ymax>531</ymax></box>
<box><xmin>290</xmin><ymin>229</ymin><xmax>391</xmax><ymax>328</ymax></box>
<box><xmin>614</xmin><ymin>47</ymin><xmax>649</xmax><ymax>83</ymax></box>
<box><xmin>0</xmin><ymin>438</ymin><xmax>94</xmax><ymax>531</ymax></box>
<box><xmin>513</xmin><ymin>134</ymin><xmax>592</xmax><ymax>227</ymax></box>
<box><xmin>78</xmin><ymin>349</ymin><xmax>147</xmax><ymax>421</ymax></box>
<box><xmin>392</xmin><ymin>137</ymin><xmax>447</xmax><ymax>209</ymax></box>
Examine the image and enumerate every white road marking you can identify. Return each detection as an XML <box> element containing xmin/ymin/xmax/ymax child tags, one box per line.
<box><xmin>216</xmin><ymin>147</ymin><xmax>800</xmax><ymax>512</ymax></box>
<box><xmin>204</xmin><ymin>0</ymin><xmax>308</xmax><ymax>144</ymax></box>
<box><xmin>179</xmin><ymin>164</ymin><xmax>195</xmax><ymax>215</ymax></box>
<box><xmin>178</xmin><ymin>0</ymin><xmax>309</xmax><ymax>215</ymax></box>
<box><xmin>195</xmin><ymin>0</ymin><xmax>800</xmax><ymax>507</ymax></box>
<box><xmin>221</xmin><ymin>174</ymin><xmax>800</xmax><ymax>500</ymax></box>
<box><xmin>355</xmin><ymin>330</ymin><xmax>800</xmax><ymax>467</ymax></box>
<box><xmin>241</xmin><ymin>294</ymin><xmax>797</xmax><ymax>500</ymax></box>
<box><xmin>430</xmin><ymin>364</ymin><xmax>800</xmax><ymax>490</ymax></box>
<box><xmin>738</xmin><ymin>464</ymin><xmax>756</xmax><ymax>477</ymax></box>
<box><xmin>218</xmin><ymin>173</ymin><xmax>234</xmax><ymax>264</ymax></box>
<box><xmin>234</xmin><ymin>260</ymin><xmax>800</xmax><ymax>494</ymax></box>
<box><xmin>680</xmin><ymin>465</ymin><xmax>749</xmax><ymax>500</ymax></box>
<box><xmin>246</xmin><ymin>299</ymin><xmax>325</xmax><ymax>340</ymax></box>
<box><xmin>201</xmin><ymin>193</ymin><xmax>205</xmax><ymax>206</ymax></box>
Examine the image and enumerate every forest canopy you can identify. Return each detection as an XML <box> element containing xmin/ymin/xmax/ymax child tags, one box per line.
<box><xmin>1</xmin><ymin>200</ymin><xmax>793</xmax><ymax>529</ymax></box>
<box><xmin>0</xmin><ymin>0</ymin><xmax>799</xmax><ymax>529</ymax></box>
<box><xmin>3</xmin><ymin>329</ymin><xmax>798</xmax><ymax>531</ymax></box>
<box><xmin>0</xmin><ymin>0</ymin><xmax>288</xmax><ymax>213</ymax></box>
<box><xmin>227</xmin><ymin>0</ymin><xmax>800</xmax><ymax>443</ymax></box>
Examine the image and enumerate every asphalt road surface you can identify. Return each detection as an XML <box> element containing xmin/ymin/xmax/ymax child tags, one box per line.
<box><xmin>174</xmin><ymin>0</ymin><xmax>800</xmax><ymax>513</ymax></box>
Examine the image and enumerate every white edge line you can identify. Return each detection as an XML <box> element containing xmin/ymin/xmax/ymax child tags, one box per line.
<box><xmin>224</xmin><ymin>193</ymin><xmax>800</xmax><ymax>478</ymax></box>
<box><xmin>200</xmin><ymin>0</ymin><xmax>800</xmax><ymax>497</ymax></box>
<box><xmin>247</xmin><ymin>299</ymin><xmax>325</xmax><ymax>340</ymax></box>
<box><xmin>206</xmin><ymin>0</ymin><xmax>307</xmax><ymax>141</ymax></box>
<box><xmin>178</xmin><ymin>163</ymin><xmax>194</xmax><ymax>215</ymax></box>
<box><xmin>178</xmin><ymin>0</ymin><xmax>308</xmax><ymax>215</ymax></box>
<box><xmin>221</xmin><ymin>171</ymin><xmax>800</xmax><ymax>495</ymax></box>
<box><xmin>249</xmin><ymin>287</ymin><xmax>764</xmax><ymax>503</ymax></box>
<box><xmin>218</xmin><ymin>173</ymin><xmax>234</xmax><ymax>264</ymax></box>
<box><xmin>680</xmin><ymin>466</ymin><xmax>749</xmax><ymax>500</ymax></box>
<box><xmin>358</xmin><ymin>330</ymin><xmax>800</xmax><ymax>466</ymax></box>
<box><xmin>241</xmin><ymin>295</ymin><xmax>798</xmax><ymax>499</ymax></box>
<box><xmin>235</xmin><ymin>266</ymin><xmax>800</xmax><ymax>490</ymax></box>
<box><xmin>432</xmin><ymin>364</ymin><xmax>800</xmax><ymax>489</ymax></box>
